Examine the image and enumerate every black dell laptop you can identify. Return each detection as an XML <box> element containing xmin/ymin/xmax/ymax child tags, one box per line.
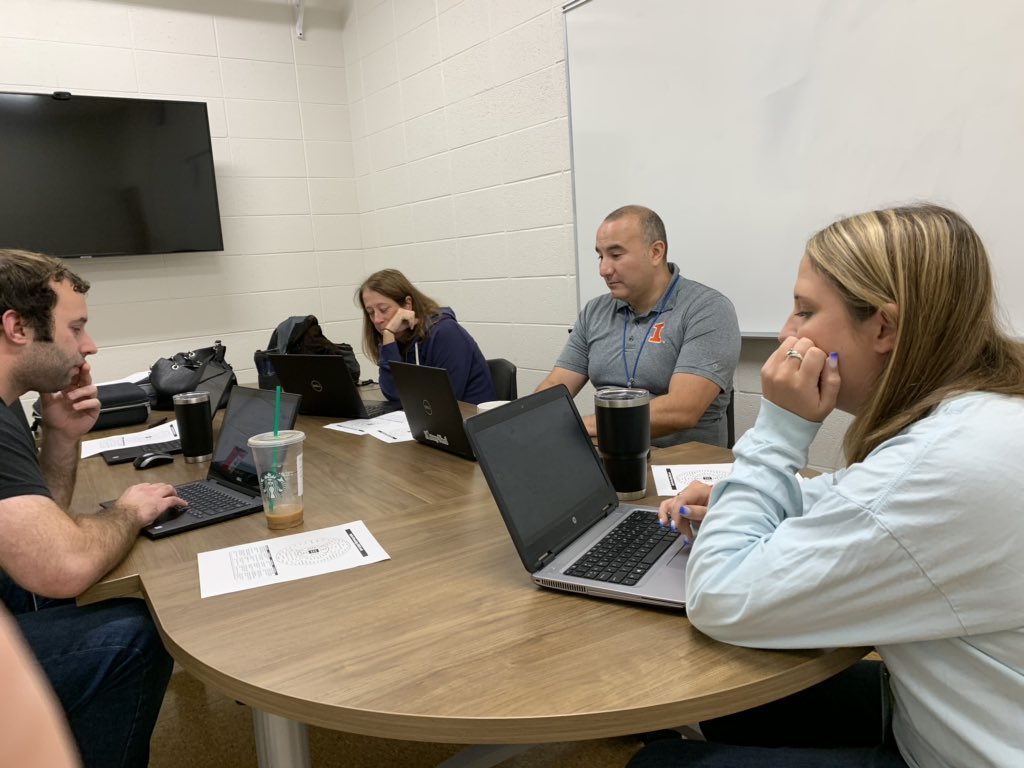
<box><xmin>268</xmin><ymin>354</ymin><xmax>400</xmax><ymax>419</ymax></box>
<box><xmin>100</xmin><ymin>387</ymin><xmax>302</xmax><ymax>539</ymax></box>
<box><xmin>389</xmin><ymin>362</ymin><xmax>476</xmax><ymax>461</ymax></box>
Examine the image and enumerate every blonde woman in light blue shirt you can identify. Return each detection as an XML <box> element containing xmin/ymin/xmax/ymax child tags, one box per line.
<box><xmin>632</xmin><ymin>205</ymin><xmax>1024</xmax><ymax>768</ymax></box>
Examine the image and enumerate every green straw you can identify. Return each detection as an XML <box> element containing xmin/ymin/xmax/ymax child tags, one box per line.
<box><xmin>274</xmin><ymin>385</ymin><xmax>281</xmax><ymax>437</ymax></box>
<box><xmin>269</xmin><ymin>386</ymin><xmax>282</xmax><ymax>512</ymax></box>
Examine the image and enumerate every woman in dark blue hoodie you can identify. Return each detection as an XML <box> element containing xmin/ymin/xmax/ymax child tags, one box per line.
<box><xmin>357</xmin><ymin>269</ymin><xmax>496</xmax><ymax>405</ymax></box>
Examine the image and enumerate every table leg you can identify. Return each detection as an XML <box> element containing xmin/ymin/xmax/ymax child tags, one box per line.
<box><xmin>435</xmin><ymin>744</ymin><xmax>533</xmax><ymax>768</ymax></box>
<box><xmin>252</xmin><ymin>709</ymin><xmax>311</xmax><ymax>768</ymax></box>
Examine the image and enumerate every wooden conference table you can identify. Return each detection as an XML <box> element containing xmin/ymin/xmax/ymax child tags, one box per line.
<box><xmin>72</xmin><ymin>403</ymin><xmax>867</xmax><ymax>768</ymax></box>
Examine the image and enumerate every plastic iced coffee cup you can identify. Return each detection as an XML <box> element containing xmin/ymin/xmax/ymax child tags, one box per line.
<box><xmin>247</xmin><ymin>430</ymin><xmax>305</xmax><ymax>530</ymax></box>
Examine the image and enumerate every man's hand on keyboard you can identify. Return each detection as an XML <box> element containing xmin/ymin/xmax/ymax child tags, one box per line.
<box><xmin>114</xmin><ymin>484</ymin><xmax>188</xmax><ymax>528</ymax></box>
<box><xmin>658</xmin><ymin>480</ymin><xmax>711</xmax><ymax>541</ymax></box>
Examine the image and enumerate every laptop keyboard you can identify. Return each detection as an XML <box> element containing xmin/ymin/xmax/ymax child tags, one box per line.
<box><xmin>564</xmin><ymin>510</ymin><xmax>681</xmax><ymax>586</ymax></box>
<box><xmin>362</xmin><ymin>400</ymin><xmax>398</xmax><ymax>418</ymax></box>
<box><xmin>175</xmin><ymin>482</ymin><xmax>251</xmax><ymax>518</ymax></box>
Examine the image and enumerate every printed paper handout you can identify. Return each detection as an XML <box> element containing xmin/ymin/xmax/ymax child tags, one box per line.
<box><xmin>198</xmin><ymin>521</ymin><xmax>389</xmax><ymax>598</ymax></box>
<box><xmin>651</xmin><ymin>463</ymin><xmax>733</xmax><ymax>497</ymax></box>
<box><xmin>80</xmin><ymin>420</ymin><xmax>180</xmax><ymax>459</ymax></box>
<box><xmin>324</xmin><ymin>411</ymin><xmax>413</xmax><ymax>443</ymax></box>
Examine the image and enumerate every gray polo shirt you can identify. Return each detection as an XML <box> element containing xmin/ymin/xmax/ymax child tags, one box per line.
<box><xmin>556</xmin><ymin>264</ymin><xmax>740</xmax><ymax>447</ymax></box>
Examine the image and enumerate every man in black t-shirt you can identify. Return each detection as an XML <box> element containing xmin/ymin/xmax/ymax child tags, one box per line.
<box><xmin>0</xmin><ymin>249</ymin><xmax>186</xmax><ymax>768</ymax></box>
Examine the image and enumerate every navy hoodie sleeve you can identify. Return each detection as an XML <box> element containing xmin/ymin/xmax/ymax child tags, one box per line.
<box><xmin>420</xmin><ymin>317</ymin><xmax>481</xmax><ymax>400</ymax></box>
<box><xmin>377</xmin><ymin>342</ymin><xmax>403</xmax><ymax>401</ymax></box>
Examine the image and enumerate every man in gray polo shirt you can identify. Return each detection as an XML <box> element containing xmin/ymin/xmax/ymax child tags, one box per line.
<box><xmin>537</xmin><ymin>205</ymin><xmax>740</xmax><ymax>447</ymax></box>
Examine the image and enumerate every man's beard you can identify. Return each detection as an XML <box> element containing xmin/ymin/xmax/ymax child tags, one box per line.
<box><xmin>15</xmin><ymin>342</ymin><xmax>80</xmax><ymax>394</ymax></box>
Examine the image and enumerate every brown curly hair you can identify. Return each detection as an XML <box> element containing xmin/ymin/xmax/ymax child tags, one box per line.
<box><xmin>0</xmin><ymin>249</ymin><xmax>89</xmax><ymax>342</ymax></box>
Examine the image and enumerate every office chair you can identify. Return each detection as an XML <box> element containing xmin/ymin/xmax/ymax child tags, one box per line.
<box><xmin>486</xmin><ymin>358</ymin><xmax>518</xmax><ymax>400</ymax></box>
<box><xmin>726</xmin><ymin>388</ymin><xmax>736</xmax><ymax>449</ymax></box>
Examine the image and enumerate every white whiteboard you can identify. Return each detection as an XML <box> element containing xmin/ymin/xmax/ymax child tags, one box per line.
<box><xmin>564</xmin><ymin>0</ymin><xmax>1024</xmax><ymax>335</ymax></box>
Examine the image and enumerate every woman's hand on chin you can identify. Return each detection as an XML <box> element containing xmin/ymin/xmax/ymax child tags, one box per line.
<box><xmin>762</xmin><ymin>336</ymin><xmax>840</xmax><ymax>422</ymax></box>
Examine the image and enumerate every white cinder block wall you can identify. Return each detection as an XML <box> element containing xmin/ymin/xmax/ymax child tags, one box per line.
<box><xmin>340</xmin><ymin>0</ymin><xmax>577</xmax><ymax>394</ymax></box>
<box><xmin>2</xmin><ymin>0</ymin><xmax>360</xmax><ymax>392</ymax></box>
<box><xmin>1</xmin><ymin>0</ymin><xmax>850</xmax><ymax>472</ymax></box>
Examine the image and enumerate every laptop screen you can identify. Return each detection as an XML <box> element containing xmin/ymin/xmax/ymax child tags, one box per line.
<box><xmin>467</xmin><ymin>386</ymin><xmax>618</xmax><ymax>570</ymax></box>
<box><xmin>207</xmin><ymin>387</ymin><xmax>301</xmax><ymax>491</ymax></box>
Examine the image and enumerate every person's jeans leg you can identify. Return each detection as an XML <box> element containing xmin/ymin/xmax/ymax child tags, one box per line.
<box><xmin>0</xmin><ymin>570</ymin><xmax>41</xmax><ymax>613</ymax></box>
<box><xmin>700</xmin><ymin>660</ymin><xmax>887</xmax><ymax>747</ymax></box>
<box><xmin>13</xmin><ymin>598</ymin><xmax>174</xmax><ymax>768</ymax></box>
<box><xmin>626</xmin><ymin>661</ymin><xmax>908</xmax><ymax>768</ymax></box>
<box><xmin>626</xmin><ymin>740</ymin><xmax>908</xmax><ymax>768</ymax></box>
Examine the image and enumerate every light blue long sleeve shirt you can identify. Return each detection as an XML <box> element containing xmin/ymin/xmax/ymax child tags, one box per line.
<box><xmin>686</xmin><ymin>393</ymin><xmax>1024</xmax><ymax>768</ymax></box>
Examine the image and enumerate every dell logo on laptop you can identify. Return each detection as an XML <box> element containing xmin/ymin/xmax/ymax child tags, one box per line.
<box><xmin>310</xmin><ymin>378</ymin><xmax>323</xmax><ymax>393</ymax></box>
<box><xmin>422</xmin><ymin>399</ymin><xmax>433</xmax><ymax>416</ymax></box>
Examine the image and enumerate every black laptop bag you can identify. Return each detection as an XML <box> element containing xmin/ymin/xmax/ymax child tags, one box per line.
<box><xmin>33</xmin><ymin>381</ymin><xmax>150</xmax><ymax>433</ymax></box>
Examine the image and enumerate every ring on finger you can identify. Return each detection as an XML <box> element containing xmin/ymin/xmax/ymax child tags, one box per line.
<box><xmin>785</xmin><ymin>348</ymin><xmax>803</xmax><ymax>361</ymax></box>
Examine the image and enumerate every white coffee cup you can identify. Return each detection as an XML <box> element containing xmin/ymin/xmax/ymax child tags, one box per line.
<box><xmin>476</xmin><ymin>400</ymin><xmax>510</xmax><ymax>411</ymax></box>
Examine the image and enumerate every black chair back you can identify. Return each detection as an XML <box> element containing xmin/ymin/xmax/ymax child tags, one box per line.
<box><xmin>726</xmin><ymin>388</ymin><xmax>736</xmax><ymax>448</ymax></box>
<box><xmin>486</xmin><ymin>358</ymin><xmax>518</xmax><ymax>400</ymax></box>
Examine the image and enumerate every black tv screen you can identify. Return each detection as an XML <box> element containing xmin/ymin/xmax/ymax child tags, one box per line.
<box><xmin>0</xmin><ymin>91</ymin><xmax>223</xmax><ymax>258</ymax></box>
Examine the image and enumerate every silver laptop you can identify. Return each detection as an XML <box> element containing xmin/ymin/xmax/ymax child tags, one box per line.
<box><xmin>268</xmin><ymin>354</ymin><xmax>400</xmax><ymax>419</ymax></box>
<box><xmin>389</xmin><ymin>362</ymin><xmax>475</xmax><ymax>461</ymax></box>
<box><xmin>465</xmin><ymin>385</ymin><xmax>689</xmax><ymax>609</ymax></box>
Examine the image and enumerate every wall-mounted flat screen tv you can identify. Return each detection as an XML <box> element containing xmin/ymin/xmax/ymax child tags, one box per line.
<box><xmin>0</xmin><ymin>91</ymin><xmax>223</xmax><ymax>258</ymax></box>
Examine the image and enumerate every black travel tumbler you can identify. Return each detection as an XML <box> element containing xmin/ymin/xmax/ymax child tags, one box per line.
<box><xmin>172</xmin><ymin>391</ymin><xmax>213</xmax><ymax>463</ymax></box>
<box><xmin>594</xmin><ymin>387</ymin><xmax>651</xmax><ymax>500</ymax></box>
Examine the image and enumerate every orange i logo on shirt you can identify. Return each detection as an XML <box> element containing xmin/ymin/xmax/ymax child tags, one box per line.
<box><xmin>648</xmin><ymin>322</ymin><xmax>666</xmax><ymax>344</ymax></box>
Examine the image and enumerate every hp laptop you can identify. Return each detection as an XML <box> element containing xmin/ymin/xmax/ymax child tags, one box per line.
<box><xmin>465</xmin><ymin>385</ymin><xmax>689</xmax><ymax>609</ymax></box>
<box><xmin>268</xmin><ymin>354</ymin><xmax>400</xmax><ymax>419</ymax></box>
<box><xmin>389</xmin><ymin>362</ymin><xmax>476</xmax><ymax>461</ymax></box>
<box><xmin>126</xmin><ymin>387</ymin><xmax>301</xmax><ymax>539</ymax></box>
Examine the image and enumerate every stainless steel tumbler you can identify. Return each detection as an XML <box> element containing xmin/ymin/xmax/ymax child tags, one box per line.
<box><xmin>172</xmin><ymin>391</ymin><xmax>213</xmax><ymax>463</ymax></box>
<box><xmin>594</xmin><ymin>387</ymin><xmax>651</xmax><ymax>500</ymax></box>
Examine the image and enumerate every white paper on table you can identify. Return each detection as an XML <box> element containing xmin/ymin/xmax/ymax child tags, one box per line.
<box><xmin>651</xmin><ymin>463</ymin><xmax>734</xmax><ymax>497</ymax></box>
<box><xmin>80</xmin><ymin>420</ymin><xmax>180</xmax><ymax>459</ymax></box>
<box><xmin>197</xmin><ymin>521</ymin><xmax>390</xmax><ymax>598</ymax></box>
<box><xmin>98</xmin><ymin>370</ymin><xmax>151</xmax><ymax>385</ymax></box>
<box><xmin>323</xmin><ymin>411</ymin><xmax>414</xmax><ymax>443</ymax></box>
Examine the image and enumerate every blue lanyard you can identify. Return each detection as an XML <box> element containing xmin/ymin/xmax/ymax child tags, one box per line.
<box><xmin>621</xmin><ymin>274</ymin><xmax>680</xmax><ymax>387</ymax></box>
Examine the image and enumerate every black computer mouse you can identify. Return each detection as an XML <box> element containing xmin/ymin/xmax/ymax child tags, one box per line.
<box><xmin>133</xmin><ymin>452</ymin><xmax>174</xmax><ymax>470</ymax></box>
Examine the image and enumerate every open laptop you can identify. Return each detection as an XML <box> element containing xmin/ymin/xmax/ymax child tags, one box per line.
<box><xmin>389</xmin><ymin>362</ymin><xmax>476</xmax><ymax>461</ymax></box>
<box><xmin>126</xmin><ymin>387</ymin><xmax>301</xmax><ymax>539</ymax></box>
<box><xmin>464</xmin><ymin>385</ymin><xmax>688</xmax><ymax>609</ymax></box>
<box><xmin>267</xmin><ymin>354</ymin><xmax>400</xmax><ymax>419</ymax></box>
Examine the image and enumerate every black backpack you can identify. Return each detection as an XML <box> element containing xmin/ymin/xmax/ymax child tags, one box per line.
<box><xmin>254</xmin><ymin>315</ymin><xmax>360</xmax><ymax>390</ymax></box>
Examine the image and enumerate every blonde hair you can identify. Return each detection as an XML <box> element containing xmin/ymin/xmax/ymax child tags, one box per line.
<box><xmin>805</xmin><ymin>204</ymin><xmax>1024</xmax><ymax>464</ymax></box>
<box><xmin>355</xmin><ymin>269</ymin><xmax>441</xmax><ymax>361</ymax></box>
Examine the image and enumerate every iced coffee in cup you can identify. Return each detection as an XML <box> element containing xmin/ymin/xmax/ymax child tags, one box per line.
<box><xmin>247</xmin><ymin>430</ymin><xmax>305</xmax><ymax>530</ymax></box>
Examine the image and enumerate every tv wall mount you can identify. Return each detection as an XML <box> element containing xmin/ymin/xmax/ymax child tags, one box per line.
<box><xmin>293</xmin><ymin>0</ymin><xmax>305</xmax><ymax>40</ymax></box>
